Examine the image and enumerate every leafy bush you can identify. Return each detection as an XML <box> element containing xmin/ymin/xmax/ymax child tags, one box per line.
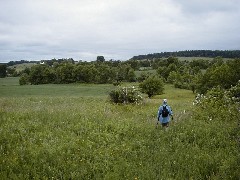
<box><xmin>228</xmin><ymin>80</ymin><xmax>240</xmax><ymax>103</ymax></box>
<box><xmin>196</xmin><ymin>59</ymin><xmax>240</xmax><ymax>94</ymax></box>
<box><xmin>139</xmin><ymin>76</ymin><xmax>164</xmax><ymax>98</ymax></box>
<box><xmin>193</xmin><ymin>82</ymin><xmax>240</xmax><ymax>122</ymax></box>
<box><xmin>19</xmin><ymin>73</ymin><xmax>29</xmax><ymax>85</ymax></box>
<box><xmin>0</xmin><ymin>64</ymin><xmax>7</xmax><ymax>78</ymax></box>
<box><xmin>109</xmin><ymin>86</ymin><xmax>143</xmax><ymax>104</ymax></box>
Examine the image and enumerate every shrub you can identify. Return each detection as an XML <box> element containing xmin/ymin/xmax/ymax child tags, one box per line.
<box><xmin>193</xmin><ymin>82</ymin><xmax>240</xmax><ymax>122</ymax></box>
<box><xmin>19</xmin><ymin>73</ymin><xmax>29</xmax><ymax>85</ymax></box>
<box><xmin>109</xmin><ymin>86</ymin><xmax>143</xmax><ymax>104</ymax></box>
<box><xmin>228</xmin><ymin>80</ymin><xmax>240</xmax><ymax>103</ymax></box>
<box><xmin>139</xmin><ymin>76</ymin><xmax>164</xmax><ymax>98</ymax></box>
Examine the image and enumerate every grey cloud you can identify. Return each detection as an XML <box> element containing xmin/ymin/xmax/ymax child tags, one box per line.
<box><xmin>176</xmin><ymin>0</ymin><xmax>240</xmax><ymax>15</ymax></box>
<box><xmin>0</xmin><ymin>0</ymin><xmax>239</xmax><ymax>62</ymax></box>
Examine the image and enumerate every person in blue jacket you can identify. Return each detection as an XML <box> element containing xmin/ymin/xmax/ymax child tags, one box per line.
<box><xmin>156</xmin><ymin>99</ymin><xmax>173</xmax><ymax>128</ymax></box>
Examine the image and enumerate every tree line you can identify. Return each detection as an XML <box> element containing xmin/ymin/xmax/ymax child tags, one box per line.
<box><xmin>19</xmin><ymin>59</ymin><xmax>136</xmax><ymax>85</ymax></box>
<box><xmin>166</xmin><ymin>57</ymin><xmax>239</xmax><ymax>94</ymax></box>
<box><xmin>132</xmin><ymin>56</ymin><xmax>240</xmax><ymax>95</ymax></box>
<box><xmin>6</xmin><ymin>60</ymin><xmax>38</xmax><ymax>66</ymax></box>
<box><xmin>109</xmin><ymin>55</ymin><xmax>240</xmax><ymax>100</ymax></box>
<box><xmin>131</xmin><ymin>50</ymin><xmax>240</xmax><ymax>60</ymax></box>
<box><xmin>0</xmin><ymin>64</ymin><xmax>7</xmax><ymax>78</ymax></box>
<box><xmin>2</xmin><ymin>55</ymin><xmax>240</xmax><ymax>98</ymax></box>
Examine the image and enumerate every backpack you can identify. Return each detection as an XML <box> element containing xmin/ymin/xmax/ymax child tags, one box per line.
<box><xmin>162</xmin><ymin>105</ymin><xmax>169</xmax><ymax>117</ymax></box>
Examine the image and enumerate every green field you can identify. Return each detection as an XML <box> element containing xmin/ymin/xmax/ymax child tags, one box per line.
<box><xmin>0</xmin><ymin>77</ymin><xmax>239</xmax><ymax>179</ymax></box>
<box><xmin>0</xmin><ymin>77</ymin><xmax>116</xmax><ymax>98</ymax></box>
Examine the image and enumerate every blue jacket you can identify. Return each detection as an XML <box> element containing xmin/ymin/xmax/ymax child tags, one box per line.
<box><xmin>157</xmin><ymin>104</ymin><xmax>173</xmax><ymax>123</ymax></box>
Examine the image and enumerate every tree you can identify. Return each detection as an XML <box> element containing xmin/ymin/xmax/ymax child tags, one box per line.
<box><xmin>29</xmin><ymin>65</ymin><xmax>47</xmax><ymax>85</ymax></box>
<box><xmin>80</xmin><ymin>64</ymin><xmax>98</xmax><ymax>83</ymax></box>
<box><xmin>73</xmin><ymin>65</ymin><xmax>85</xmax><ymax>82</ymax></box>
<box><xmin>19</xmin><ymin>73</ymin><xmax>29</xmax><ymax>85</ymax></box>
<box><xmin>55</xmin><ymin>63</ymin><xmax>74</xmax><ymax>83</ymax></box>
<box><xmin>167</xmin><ymin>71</ymin><xmax>179</xmax><ymax>83</ymax></box>
<box><xmin>96</xmin><ymin>56</ymin><xmax>105</xmax><ymax>63</ymax></box>
<box><xmin>166</xmin><ymin>57</ymin><xmax>179</xmax><ymax>66</ymax></box>
<box><xmin>157</xmin><ymin>63</ymin><xmax>177</xmax><ymax>80</ymax></box>
<box><xmin>126</xmin><ymin>69</ymin><xmax>136</xmax><ymax>82</ymax></box>
<box><xmin>127</xmin><ymin>59</ymin><xmax>139</xmax><ymax>70</ymax></box>
<box><xmin>43</xmin><ymin>67</ymin><xmax>55</xmax><ymax>84</ymax></box>
<box><xmin>209</xmin><ymin>64</ymin><xmax>232</xmax><ymax>89</ymax></box>
<box><xmin>195</xmin><ymin>59</ymin><xmax>240</xmax><ymax>94</ymax></box>
<box><xmin>137</xmin><ymin>72</ymin><xmax>151</xmax><ymax>82</ymax></box>
<box><xmin>115</xmin><ymin>64</ymin><xmax>135</xmax><ymax>82</ymax></box>
<box><xmin>139</xmin><ymin>76</ymin><xmax>164</xmax><ymax>98</ymax></box>
<box><xmin>7</xmin><ymin>67</ymin><xmax>16</xmax><ymax>77</ymax></box>
<box><xmin>211</xmin><ymin>56</ymin><xmax>224</xmax><ymax>66</ymax></box>
<box><xmin>226</xmin><ymin>59</ymin><xmax>240</xmax><ymax>85</ymax></box>
<box><xmin>0</xmin><ymin>64</ymin><xmax>7</xmax><ymax>78</ymax></box>
<box><xmin>189</xmin><ymin>59</ymin><xmax>210</xmax><ymax>69</ymax></box>
<box><xmin>95</xmin><ymin>64</ymin><xmax>115</xmax><ymax>83</ymax></box>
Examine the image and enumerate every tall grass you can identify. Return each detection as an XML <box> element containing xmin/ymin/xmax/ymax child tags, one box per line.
<box><xmin>0</xmin><ymin>78</ymin><xmax>239</xmax><ymax>179</ymax></box>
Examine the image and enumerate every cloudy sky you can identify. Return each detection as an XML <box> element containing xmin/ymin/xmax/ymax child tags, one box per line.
<box><xmin>0</xmin><ymin>0</ymin><xmax>240</xmax><ymax>62</ymax></box>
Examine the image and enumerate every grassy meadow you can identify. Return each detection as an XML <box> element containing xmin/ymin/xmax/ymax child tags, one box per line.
<box><xmin>0</xmin><ymin>77</ymin><xmax>239</xmax><ymax>179</ymax></box>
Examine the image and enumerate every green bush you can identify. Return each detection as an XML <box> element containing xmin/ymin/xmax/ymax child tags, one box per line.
<box><xmin>109</xmin><ymin>86</ymin><xmax>143</xmax><ymax>104</ymax></box>
<box><xmin>19</xmin><ymin>73</ymin><xmax>29</xmax><ymax>85</ymax></box>
<box><xmin>139</xmin><ymin>76</ymin><xmax>164</xmax><ymax>98</ymax></box>
<box><xmin>193</xmin><ymin>82</ymin><xmax>240</xmax><ymax>122</ymax></box>
<box><xmin>228</xmin><ymin>80</ymin><xmax>240</xmax><ymax>103</ymax></box>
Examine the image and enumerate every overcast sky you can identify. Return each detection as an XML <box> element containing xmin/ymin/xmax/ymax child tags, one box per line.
<box><xmin>0</xmin><ymin>0</ymin><xmax>240</xmax><ymax>62</ymax></box>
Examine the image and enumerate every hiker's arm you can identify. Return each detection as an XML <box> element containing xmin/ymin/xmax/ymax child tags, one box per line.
<box><xmin>169</xmin><ymin>106</ymin><xmax>174</xmax><ymax>120</ymax></box>
<box><xmin>157</xmin><ymin>107</ymin><xmax>162</xmax><ymax>120</ymax></box>
<box><xmin>169</xmin><ymin>106</ymin><xmax>173</xmax><ymax>116</ymax></box>
<box><xmin>156</xmin><ymin>107</ymin><xmax>161</xmax><ymax>125</ymax></box>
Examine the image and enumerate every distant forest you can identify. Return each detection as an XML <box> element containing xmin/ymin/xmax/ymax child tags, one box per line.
<box><xmin>4</xmin><ymin>50</ymin><xmax>240</xmax><ymax>67</ymax></box>
<box><xmin>131</xmin><ymin>50</ymin><xmax>240</xmax><ymax>60</ymax></box>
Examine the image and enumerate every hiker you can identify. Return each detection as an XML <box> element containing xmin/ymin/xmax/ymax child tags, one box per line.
<box><xmin>156</xmin><ymin>99</ymin><xmax>173</xmax><ymax>128</ymax></box>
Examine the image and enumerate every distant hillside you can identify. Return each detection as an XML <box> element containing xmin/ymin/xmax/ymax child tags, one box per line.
<box><xmin>131</xmin><ymin>50</ymin><xmax>240</xmax><ymax>60</ymax></box>
<box><xmin>7</xmin><ymin>60</ymin><xmax>38</xmax><ymax>66</ymax></box>
<box><xmin>9</xmin><ymin>63</ymin><xmax>36</xmax><ymax>72</ymax></box>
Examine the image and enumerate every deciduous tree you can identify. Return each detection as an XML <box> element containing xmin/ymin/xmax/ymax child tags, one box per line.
<box><xmin>139</xmin><ymin>76</ymin><xmax>164</xmax><ymax>98</ymax></box>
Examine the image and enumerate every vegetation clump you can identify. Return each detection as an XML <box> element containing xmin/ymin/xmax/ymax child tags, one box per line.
<box><xmin>19</xmin><ymin>73</ymin><xmax>29</xmax><ymax>85</ymax></box>
<box><xmin>109</xmin><ymin>86</ymin><xmax>143</xmax><ymax>104</ymax></box>
<box><xmin>139</xmin><ymin>76</ymin><xmax>164</xmax><ymax>98</ymax></box>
